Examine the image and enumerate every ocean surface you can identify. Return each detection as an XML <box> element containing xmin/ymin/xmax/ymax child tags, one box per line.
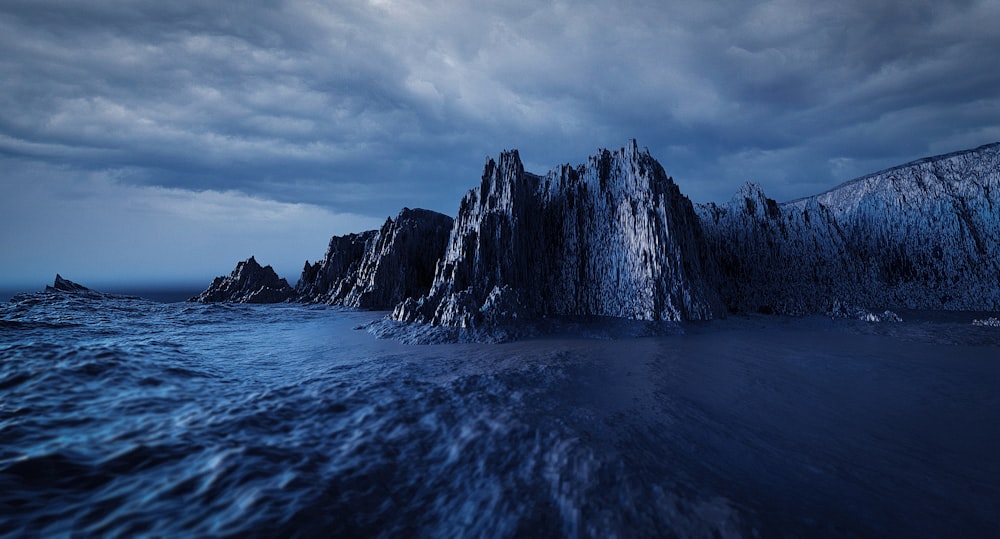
<box><xmin>1</xmin><ymin>290</ymin><xmax>998</xmax><ymax>538</ymax></box>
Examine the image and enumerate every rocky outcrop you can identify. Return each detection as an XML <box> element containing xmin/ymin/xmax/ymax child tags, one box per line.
<box><xmin>391</xmin><ymin>140</ymin><xmax>722</xmax><ymax>330</ymax></box>
<box><xmin>187</xmin><ymin>140</ymin><xmax>1000</xmax><ymax>339</ymax></box>
<box><xmin>40</xmin><ymin>274</ymin><xmax>131</xmax><ymax>300</ymax></box>
<box><xmin>698</xmin><ymin>142</ymin><xmax>1000</xmax><ymax>314</ymax></box>
<box><xmin>295</xmin><ymin>208</ymin><xmax>453</xmax><ymax>309</ymax></box>
<box><xmin>190</xmin><ymin>256</ymin><xmax>294</xmax><ymax>303</ymax></box>
<box><xmin>825</xmin><ymin>301</ymin><xmax>902</xmax><ymax>323</ymax></box>
<box><xmin>47</xmin><ymin>274</ymin><xmax>93</xmax><ymax>294</ymax></box>
<box><xmin>294</xmin><ymin>231</ymin><xmax>376</xmax><ymax>303</ymax></box>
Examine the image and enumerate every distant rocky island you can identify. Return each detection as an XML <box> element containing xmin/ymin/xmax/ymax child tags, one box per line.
<box><xmin>189</xmin><ymin>256</ymin><xmax>293</xmax><ymax>304</ymax></box>
<box><xmin>48</xmin><ymin>274</ymin><xmax>95</xmax><ymax>295</ymax></box>
<box><xmin>193</xmin><ymin>140</ymin><xmax>1000</xmax><ymax>341</ymax></box>
<box><xmin>27</xmin><ymin>274</ymin><xmax>138</xmax><ymax>301</ymax></box>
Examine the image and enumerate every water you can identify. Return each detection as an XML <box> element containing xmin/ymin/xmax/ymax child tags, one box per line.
<box><xmin>1</xmin><ymin>292</ymin><xmax>998</xmax><ymax>538</ymax></box>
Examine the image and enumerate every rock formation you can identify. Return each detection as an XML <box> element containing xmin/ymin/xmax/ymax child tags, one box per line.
<box><xmin>40</xmin><ymin>274</ymin><xmax>127</xmax><ymax>299</ymax></box>
<box><xmin>294</xmin><ymin>231</ymin><xmax>376</xmax><ymax>304</ymax></box>
<box><xmin>825</xmin><ymin>301</ymin><xmax>902</xmax><ymax>323</ymax></box>
<box><xmin>698</xmin><ymin>142</ymin><xmax>1000</xmax><ymax>314</ymax></box>
<box><xmin>47</xmin><ymin>274</ymin><xmax>93</xmax><ymax>294</ymax></box>
<box><xmin>295</xmin><ymin>208</ymin><xmax>453</xmax><ymax>309</ymax></box>
<box><xmin>190</xmin><ymin>256</ymin><xmax>294</xmax><ymax>303</ymax></box>
<box><xmin>972</xmin><ymin>317</ymin><xmax>1000</xmax><ymax>327</ymax></box>
<box><xmin>392</xmin><ymin>140</ymin><xmax>722</xmax><ymax>330</ymax></box>
<box><xmin>36</xmin><ymin>274</ymin><xmax>139</xmax><ymax>300</ymax></box>
<box><xmin>190</xmin><ymin>139</ymin><xmax>1000</xmax><ymax>340</ymax></box>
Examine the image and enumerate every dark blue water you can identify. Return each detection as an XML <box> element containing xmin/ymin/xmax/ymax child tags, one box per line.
<box><xmin>1</xmin><ymin>291</ymin><xmax>998</xmax><ymax>537</ymax></box>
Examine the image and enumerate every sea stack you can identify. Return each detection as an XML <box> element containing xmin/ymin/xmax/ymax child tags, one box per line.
<box><xmin>295</xmin><ymin>208</ymin><xmax>453</xmax><ymax>309</ymax></box>
<box><xmin>294</xmin><ymin>231</ymin><xmax>377</xmax><ymax>304</ymax></box>
<box><xmin>392</xmin><ymin>140</ymin><xmax>722</xmax><ymax>329</ymax></box>
<box><xmin>46</xmin><ymin>274</ymin><xmax>93</xmax><ymax>294</ymax></box>
<box><xmin>190</xmin><ymin>256</ymin><xmax>294</xmax><ymax>303</ymax></box>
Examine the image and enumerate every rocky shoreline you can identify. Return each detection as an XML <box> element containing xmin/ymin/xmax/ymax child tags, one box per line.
<box><xmin>191</xmin><ymin>140</ymin><xmax>1000</xmax><ymax>341</ymax></box>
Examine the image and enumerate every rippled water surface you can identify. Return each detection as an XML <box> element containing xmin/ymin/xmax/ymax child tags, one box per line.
<box><xmin>1</xmin><ymin>292</ymin><xmax>998</xmax><ymax>537</ymax></box>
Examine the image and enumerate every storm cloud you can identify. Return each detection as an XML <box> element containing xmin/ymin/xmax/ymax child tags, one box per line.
<box><xmin>2</xmin><ymin>0</ymin><xmax>998</xmax><ymax>286</ymax></box>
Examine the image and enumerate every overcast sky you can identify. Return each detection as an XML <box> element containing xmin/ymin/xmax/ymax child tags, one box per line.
<box><xmin>2</xmin><ymin>0</ymin><xmax>999</xmax><ymax>290</ymax></box>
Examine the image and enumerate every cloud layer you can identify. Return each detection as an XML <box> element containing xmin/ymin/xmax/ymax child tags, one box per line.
<box><xmin>2</xmin><ymin>0</ymin><xmax>998</xmax><ymax>285</ymax></box>
<box><xmin>1</xmin><ymin>159</ymin><xmax>383</xmax><ymax>288</ymax></box>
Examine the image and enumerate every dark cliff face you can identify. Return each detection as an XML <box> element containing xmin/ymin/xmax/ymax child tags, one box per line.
<box><xmin>293</xmin><ymin>231</ymin><xmax>376</xmax><ymax>304</ymax></box>
<box><xmin>392</xmin><ymin>140</ymin><xmax>722</xmax><ymax>329</ymax></box>
<box><xmin>295</xmin><ymin>208</ymin><xmax>453</xmax><ymax>309</ymax></box>
<box><xmin>698</xmin><ymin>142</ymin><xmax>1000</xmax><ymax>314</ymax></box>
<box><xmin>191</xmin><ymin>140</ymin><xmax>1000</xmax><ymax>333</ymax></box>
<box><xmin>190</xmin><ymin>256</ymin><xmax>293</xmax><ymax>304</ymax></box>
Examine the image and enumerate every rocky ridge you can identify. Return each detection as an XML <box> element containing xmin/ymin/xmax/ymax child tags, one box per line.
<box><xmin>192</xmin><ymin>208</ymin><xmax>452</xmax><ymax>307</ymax></box>
<box><xmin>38</xmin><ymin>274</ymin><xmax>134</xmax><ymax>300</ymax></box>
<box><xmin>189</xmin><ymin>256</ymin><xmax>293</xmax><ymax>304</ymax></box>
<box><xmin>293</xmin><ymin>230</ymin><xmax>377</xmax><ymax>304</ymax></box>
<box><xmin>192</xmin><ymin>140</ymin><xmax>1000</xmax><ymax>342</ymax></box>
<box><xmin>391</xmin><ymin>141</ymin><xmax>722</xmax><ymax>332</ymax></box>
<box><xmin>47</xmin><ymin>274</ymin><xmax>94</xmax><ymax>294</ymax></box>
<box><xmin>294</xmin><ymin>208</ymin><xmax>453</xmax><ymax>309</ymax></box>
<box><xmin>697</xmin><ymin>142</ymin><xmax>1000</xmax><ymax>314</ymax></box>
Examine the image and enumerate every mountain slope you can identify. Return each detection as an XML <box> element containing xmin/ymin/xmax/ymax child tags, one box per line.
<box><xmin>295</xmin><ymin>208</ymin><xmax>453</xmax><ymax>309</ymax></box>
<box><xmin>698</xmin><ymin>142</ymin><xmax>1000</xmax><ymax>313</ymax></box>
<box><xmin>392</xmin><ymin>140</ymin><xmax>721</xmax><ymax>329</ymax></box>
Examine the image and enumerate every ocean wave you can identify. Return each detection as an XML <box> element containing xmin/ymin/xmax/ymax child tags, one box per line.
<box><xmin>0</xmin><ymin>298</ymin><xmax>997</xmax><ymax>536</ymax></box>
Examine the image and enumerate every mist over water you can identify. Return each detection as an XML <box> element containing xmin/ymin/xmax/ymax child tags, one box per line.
<box><xmin>1</xmin><ymin>292</ymin><xmax>998</xmax><ymax>537</ymax></box>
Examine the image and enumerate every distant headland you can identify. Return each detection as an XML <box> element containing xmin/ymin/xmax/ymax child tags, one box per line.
<box><xmin>178</xmin><ymin>140</ymin><xmax>1000</xmax><ymax>341</ymax></box>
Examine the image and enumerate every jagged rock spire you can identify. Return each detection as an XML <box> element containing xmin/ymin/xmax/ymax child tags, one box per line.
<box><xmin>293</xmin><ymin>208</ymin><xmax>453</xmax><ymax>309</ymax></box>
<box><xmin>393</xmin><ymin>141</ymin><xmax>722</xmax><ymax>329</ymax></box>
<box><xmin>190</xmin><ymin>256</ymin><xmax>294</xmax><ymax>303</ymax></box>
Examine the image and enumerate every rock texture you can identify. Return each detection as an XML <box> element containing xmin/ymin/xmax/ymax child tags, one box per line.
<box><xmin>973</xmin><ymin>317</ymin><xmax>1000</xmax><ymax>327</ymax></box>
<box><xmin>295</xmin><ymin>208</ymin><xmax>453</xmax><ymax>309</ymax></box>
<box><xmin>392</xmin><ymin>140</ymin><xmax>722</xmax><ymax>330</ymax></box>
<box><xmin>294</xmin><ymin>231</ymin><xmax>376</xmax><ymax>304</ymax></box>
<box><xmin>41</xmin><ymin>274</ymin><xmax>130</xmax><ymax>300</ymax></box>
<box><xmin>190</xmin><ymin>256</ymin><xmax>294</xmax><ymax>303</ymax></box>
<box><xmin>189</xmin><ymin>139</ymin><xmax>1000</xmax><ymax>337</ymax></box>
<box><xmin>698</xmin><ymin>142</ymin><xmax>1000</xmax><ymax>314</ymax></box>
<box><xmin>47</xmin><ymin>274</ymin><xmax>93</xmax><ymax>294</ymax></box>
<box><xmin>825</xmin><ymin>301</ymin><xmax>902</xmax><ymax>323</ymax></box>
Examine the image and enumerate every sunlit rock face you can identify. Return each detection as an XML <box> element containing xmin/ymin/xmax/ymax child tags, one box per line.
<box><xmin>191</xmin><ymin>256</ymin><xmax>293</xmax><ymax>304</ymax></box>
<box><xmin>697</xmin><ymin>142</ymin><xmax>1000</xmax><ymax>314</ymax></box>
<box><xmin>393</xmin><ymin>140</ymin><xmax>723</xmax><ymax>328</ymax></box>
<box><xmin>295</xmin><ymin>208</ymin><xmax>453</xmax><ymax>309</ymax></box>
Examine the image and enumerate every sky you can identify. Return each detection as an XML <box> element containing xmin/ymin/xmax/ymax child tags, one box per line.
<box><xmin>2</xmin><ymin>0</ymin><xmax>999</xmax><ymax>290</ymax></box>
